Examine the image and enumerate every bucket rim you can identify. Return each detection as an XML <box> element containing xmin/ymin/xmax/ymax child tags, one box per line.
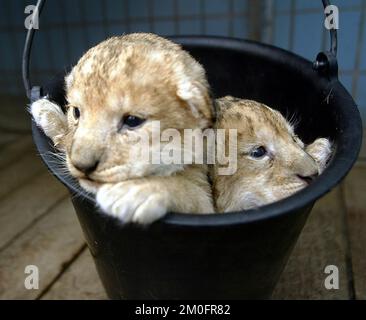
<box><xmin>31</xmin><ymin>36</ymin><xmax>363</xmax><ymax>228</ymax></box>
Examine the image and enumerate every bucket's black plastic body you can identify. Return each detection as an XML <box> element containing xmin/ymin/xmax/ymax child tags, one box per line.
<box><xmin>32</xmin><ymin>36</ymin><xmax>362</xmax><ymax>299</ymax></box>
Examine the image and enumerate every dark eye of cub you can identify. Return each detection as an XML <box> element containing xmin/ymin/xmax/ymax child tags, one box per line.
<box><xmin>250</xmin><ymin>146</ymin><xmax>267</xmax><ymax>158</ymax></box>
<box><xmin>73</xmin><ymin>107</ymin><xmax>80</xmax><ymax>120</ymax></box>
<box><xmin>119</xmin><ymin>115</ymin><xmax>145</xmax><ymax>131</ymax></box>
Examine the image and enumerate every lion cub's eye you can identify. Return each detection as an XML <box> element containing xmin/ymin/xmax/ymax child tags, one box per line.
<box><xmin>118</xmin><ymin>115</ymin><xmax>146</xmax><ymax>131</ymax></box>
<box><xmin>73</xmin><ymin>107</ymin><xmax>80</xmax><ymax>120</ymax></box>
<box><xmin>250</xmin><ymin>146</ymin><xmax>267</xmax><ymax>159</ymax></box>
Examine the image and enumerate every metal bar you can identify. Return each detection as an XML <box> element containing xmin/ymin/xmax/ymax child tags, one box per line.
<box><xmin>148</xmin><ymin>0</ymin><xmax>155</xmax><ymax>33</ymax></box>
<box><xmin>271</xmin><ymin>0</ymin><xmax>277</xmax><ymax>44</ymax></box>
<box><xmin>58</xmin><ymin>0</ymin><xmax>72</xmax><ymax>65</ymax></box>
<box><xmin>289</xmin><ymin>0</ymin><xmax>296</xmax><ymax>51</ymax></box>
<box><xmin>42</xmin><ymin>5</ymin><xmax>56</xmax><ymax>70</ymax></box>
<box><xmin>101</xmin><ymin>0</ymin><xmax>110</xmax><ymax>38</ymax></box>
<box><xmin>5</xmin><ymin>1</ymin><xmax>23</xmax><ymax>92</ymax></box>
<box><xmin>340</xmin><ymin>70</ymin><xmax>366</xmax><ymax>76</ymax></box>
<box><xmin>5</xmin><ymin>1</ymin><xmax>20</xmax><ymax>69</ymax></box>
<box><xmin>199</xmin><ymin>0</ymin><xmax>206</xmax><ymax>35</ymax></box>
<box><xmin>124</xmin><ymin>0</ymin><xmax>131</xmax><ymax>33</ymax></box>
<box><xmin>320</xmin><ymin>18</ymin><xmax>327</xmax><ymax>52</ymax></box>
<box><xmin>228</xmin><ymin>0</ymin><xmax>234</xmax><ymax>37</ymax></box>
<box><xmin>247</xmin><ymin>0</ymin><xmax>263</xmax><ymax>41</ymax></box>
<box><xmin>351</xmin><ymin>0</ymin><xmax>366</xmax><ymax>99</ymax></box>
<box><xmin>173</xmin><ymin>0</ymin><xmax>180</xmax><ymax>35</ymax></box>
<box><xmin>78</xmin><ymin>0</ymin><xmax>90</xmax><ymax>48</ymax></box>
<box><xmin>262</xmin><ymin>0</ymin><xmax>275</xmax><ymax>44</ymax></box>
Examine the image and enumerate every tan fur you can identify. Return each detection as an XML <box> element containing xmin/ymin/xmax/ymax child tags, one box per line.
<box><xmin>31</xmin><ymin>33</ymin><xmax>214</xmax><ymax>224</ymax></box>
<box><xmin>213</xmin><ymin>96</ymin><xmax>332</xmax><ymax>212</ymax></box>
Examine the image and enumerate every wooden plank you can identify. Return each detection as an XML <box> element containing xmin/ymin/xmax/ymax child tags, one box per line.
<box><xmin>358</xmin><ymin>129</ymin><xmax>366</xmax><ymax>160</ymax></box>
<box><xmin>0</xmin><ymin>150</ymin><xmax>46</xmax><ymax>199</ymax></box>
<box><xmin>0</xmin><ymin>135</ymin><xmax>34</xmax><ymax>169</ymax></box>
<box><xmin>0</xmin><ymin>131</ymin><xmax>22</xmax><ymax>149</ymax></box>
<box><xmin>0</xmin><ymin>94</ymin><xmax>30</xmax><ymax>133</ymax></box>
<box><xmin>41</xmin><ymin>249</ymin><xmax>107</xmax><ymax>300</ymax></box>
<box><xmin>343</xmin><ymin>161</ymin><xmax>366</xmax><ymax>300</ymax></box>
<box><xmin>0</xmin><ymin>171</ymin><xmax>68</xmax><ymax>250</ymax></box>
<box><xmin>0</xmin><ymin>198</ymin><xmax>85</xmax><ymax>299</ymax></box>
<box><xmin>272</xmin><ymin>187</ymin><xmax>350</xmax><ymax>299</ymax></box>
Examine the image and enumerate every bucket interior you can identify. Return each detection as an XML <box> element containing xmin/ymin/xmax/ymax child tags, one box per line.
<box><xmin>34</xmin><ymin>36</ymin><xmax>362</xmax><ymax>225</ymax></box>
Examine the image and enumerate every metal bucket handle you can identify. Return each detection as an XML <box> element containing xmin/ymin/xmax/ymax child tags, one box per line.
<box><xmin>22</xmin><ymin>0</ymin><xmax>338</xmax><ymax>101</ymax></box>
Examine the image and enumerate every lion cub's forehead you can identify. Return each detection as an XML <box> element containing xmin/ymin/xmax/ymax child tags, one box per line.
<box><xmin>218</xmin><ymin>98</ymin><xmax>294</xmax><ymax>140</ymax></box>
<box><xmin>73</xmin><ymin>45</ymin><xmax>174</xmax><ymax>87</ymax></box>
<box><xmin>66</xmin><ymin>35</ymin><xmax>185</xmax><ymax>108</ymax></box>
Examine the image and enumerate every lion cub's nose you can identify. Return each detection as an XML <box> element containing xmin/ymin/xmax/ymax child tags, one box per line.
<box><xmin>297</xmin><ymin>172</ymin><xmax>318</xmax><ymax>185</ymax></box>
<box><xmin>73</xmin><ymin>160</ymin><xmax>99</xmax><ymax>175</ymax></box>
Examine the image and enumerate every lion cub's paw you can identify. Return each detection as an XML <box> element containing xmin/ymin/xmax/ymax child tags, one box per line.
<box><xmin>30</xmin><ymin>98</ymin><xmax>67</xmax><ymax>146</ymax></box>
<box><xmin>96</xmin><ymin>181</ymin><xmax>169</xmax><ymax>225</ymax></box>
<box><xmin>306</xmin><ymin>138</ymin><xmax>332</xmax><ymax>173</ymax></box>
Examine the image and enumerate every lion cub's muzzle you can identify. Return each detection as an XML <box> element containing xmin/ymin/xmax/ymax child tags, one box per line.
<box><xmin>70</xmin><ymin>138</ymin><xmax>105</xmax><ymax>177</ymax></box>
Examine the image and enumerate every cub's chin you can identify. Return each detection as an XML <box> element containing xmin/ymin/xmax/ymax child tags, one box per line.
<box><xmin>230</xmin><ymin>182</ymin><xmax>307</xmax><ymax>212</ymax></box>
<box><xmin>78</xmin><ymin>178</ymin><xmax>102</xmax><ymax>194</ymax></box>
<box><xmin>271</xmin><ymin>182</ymin><xmax>308</xmax><ymax>203</ymax></box>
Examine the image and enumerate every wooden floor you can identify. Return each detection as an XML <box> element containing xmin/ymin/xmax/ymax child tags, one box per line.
<box><xmin>0</xmin><ymin>95</ymin><xmax>365</xmax><ymax>300</ymax></box>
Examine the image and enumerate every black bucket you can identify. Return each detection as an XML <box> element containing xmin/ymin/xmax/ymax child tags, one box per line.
<box><xmin>24</xmin><ymin>1</ymin><xmax>362</xmax><ymax>299</ymax></box>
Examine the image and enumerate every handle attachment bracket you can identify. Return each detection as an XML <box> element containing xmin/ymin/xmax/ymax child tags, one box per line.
<box><xmin>313</xmin><ymin>0</ymin><xmax>338</xmax><ymax>80</ymax></box>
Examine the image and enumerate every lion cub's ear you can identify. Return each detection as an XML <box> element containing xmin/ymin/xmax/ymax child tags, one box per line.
<box><xmin>65</xmin><ymin>70</ymin><xmax>75</xmax><ymax>90</ymax></box>
<box><xmin>176</xmin><ymin>77</ymin><xmax>213</xmax><ymax>125</ymax></box>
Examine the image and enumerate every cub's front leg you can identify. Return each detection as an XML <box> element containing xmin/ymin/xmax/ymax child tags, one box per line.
<box><xmin>96</xmin><ymin>166</ymin><xmax>214</xmax><ymax>225</ymax></box>
<box><xmin>30</xmin><ymin>98</ymin><xmax>68</xmax><ymax>149</ymax></box>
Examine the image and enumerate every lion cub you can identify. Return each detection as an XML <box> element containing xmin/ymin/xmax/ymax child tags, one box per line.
<box><xmin>213</xmin><ymin>96</ymin><xmax>332</xmax><ymax>212</ymax></box>
<box><xmin>31</xmin><ymin>33</ymin><xmax>214</xmax><ymax>224</ymax></box>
